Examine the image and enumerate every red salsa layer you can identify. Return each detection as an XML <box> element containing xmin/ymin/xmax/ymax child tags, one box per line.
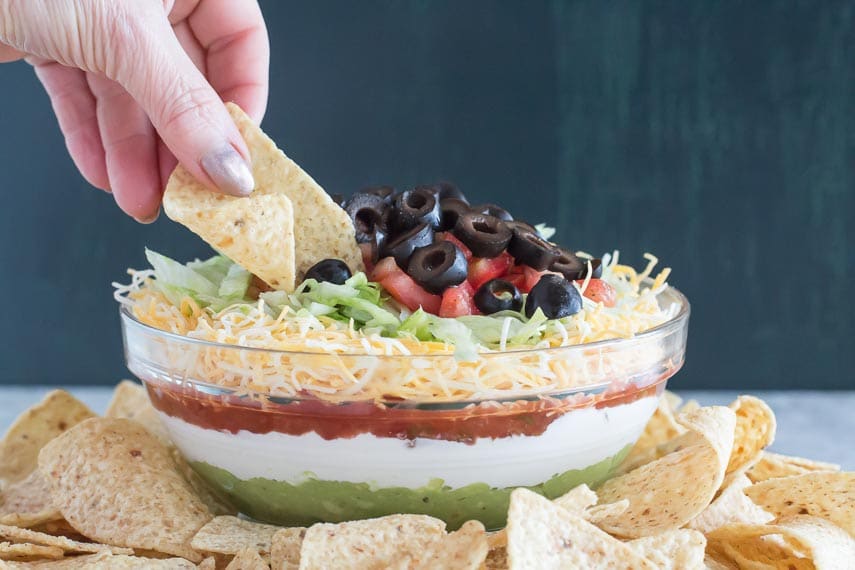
<box><xmin>145</xmin><ymin>374</ymin><xmax>670</xmax><ymax>443</ymax></box>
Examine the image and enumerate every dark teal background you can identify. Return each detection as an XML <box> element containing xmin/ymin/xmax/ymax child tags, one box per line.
<box><xmin>0</xmin><ymin>1</ymin><xmax>852</xmax><ymax>388</ymax></box>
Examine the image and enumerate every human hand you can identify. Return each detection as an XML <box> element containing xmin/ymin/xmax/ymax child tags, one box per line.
<box><xmin>0</xmin><ymin>0</ymin><xmax>269</xmax><ymax>222</ymax></box>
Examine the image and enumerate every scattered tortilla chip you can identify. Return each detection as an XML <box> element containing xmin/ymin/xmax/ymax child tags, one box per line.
<box><xmin>678</xmin><ymin>399</ymin><xmax>701</xmax><ymax>415</ymax></box>
<box><xmin>0</xmin><ymin>391</ymin><xmax>95</xmax><ymax>485</ymax></box>
<box><xmin>688</xmin><ymin>474</ymin><xmax>773</xmax><ymax>533</ymax></box>
<box><xmin>552</xmin><ymin>484</ymin><xmax>598</xmax><ymax>513</ymax></box>
<box><xmin>197</xmin><ymin>557</ymin><xmax>217</xmax><ymax>570</ymax></box>
<box><xmin>5</xmin><ymin>551</ymin><xmax>198</xmax><ymax>568</ymax></box>
<box><xmin>747</xmin><ymin>451</ymin><xmax>840</xmax><ymax>483</ymax></box>
<box><xmin>38</xmin><ymin>418</ymin><xmax>211</xmax><ymax>562</ymax></box>
<box><xmin>625</xmin><ymin>529</ymin><xmax>706</xmax><ymax>570</ymax></box>
<box><xmin>585</xmin><ymin>499</ymin><xmax>630</xmax><ymax>524</ymax></box>
<box><xmin>702</xmin><ymin>555</ymin><xmax>736</xmax><ymax>570</ymax></box>
<box><xmin>270</xmin><ymin>528</ymin><xmax>304</xmax><ymax>570</ymax></box>
<box><xmin>191</xmin><ymin>516</ymin><xmax>280</xmax><ymax>560</ymax></box>
<box><xmin>298</xmin><ymin>515</ymin><xmax>445</xmax><ymax>570</ymax></box>
<box><xmin>707</xmin><ymin>516</ymin><xmax>855</xmax><ymax>569</ymax></box>
<box><xmin>0</xmin><ymin>470</ymin><xmax>62</xmax><ymax>528</ymax></box>
<box><xmin>744</xmin><ymin>472</ymin><xmax>854</xmax><ymax>537</ymax></box>
<box><xmin>484</xmin><ymin>544</ymin><xmax>508</xmax><ymax>570</ymax></box>
<box><xmin>417</xmin><ymin>520</ymin><xmax>488</xmax><ymax>570</ymax></box>
<box><xmin>104</xmin><ymin>381</ymin><xmax>170</xmax><ymax>444</ymax></box>
<box><xmin>171</xmin><ymin>451</ymin><xmax>236</xmax><ymax>517</ymax></box>
<box><xmin>506</xmin><ymin>489</ymin><xmax>655</xmax><ymax>569</ymax></box>
<box><xmin>0</xmin><ymin>524</ymin><xmax>131</xmax><ymax>556</ymax></box>
<box><xmin>726</xmin><ymin>395</ymin><xmax>776</xmax><ymax>476</ymax></box>
<box><xmin>595</xmin><ymin>406</ymin><xmax>736</xmax><ymax>538</ymax></box>
<box><xmin>620</xmin><ymin>394</ymin><xmax>686</xmax><ymax>473</ymax></box>
<box><xmin>225</xmin><ymin>547</ymin><xmax>268</xmax><ymax>570</ymax></box>
<box><xmin>0</xmin><ymin>541</ymin><xmax>63</xmax><ymax>561</ymax></box>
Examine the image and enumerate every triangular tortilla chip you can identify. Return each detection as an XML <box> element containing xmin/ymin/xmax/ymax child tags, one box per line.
<box><xmin>625</xmin><ymin>530</ymin><xmax>706</xmax><ymax>570</ymax></box>
<box><xmin>688</xmin><ymin>474</ymin><xmax>773</xmax><ymax>533</ymax></box>
<box><xmin>104</xmin><ymin>380</ymin><xmax>170</xmax><ymax>444</ymax></box>
<box><xmin>225</xmin><ymin>547</ymin><xmax>268</xmax><ymax>570</ymax></box>
<box><xmin>594</xmin><ymin>406</ymin><xmax>736</xmax><ymax>538</ymax></box>
<box><xmin>0</xmin><ymin>391</ymin><xmax>95</xmax><ymax>485</ymax></box>
<box><xmin>506</xmin><ymin>489</ymin><xmax>655</xmax><ymax>569</ymax></box>
<box><xmin>747</xmin><ymin>451</ymin><xmax>840</xmax><ymax>483</ymax></box>
<box><xmin>0</xmin><ymin>470</ymin><xmax>62</xmax><ymax>528</ymax></box>
<box><xmin>744</xmin><ymin>472</ymin><xmax>855</xmax><ymax>536</ymax></box>
<box><xmin>38</xmin><ymin>418</ymin><xmax>211</xmax><ymax>562</ymax></box>
<box><xmin>164</xmin><ymin>103</ymin><xmax>363</xmax><ymax>290</ymax></box>
<box><xmin>417</xmin><ymin>520</ymin><xmax>488</xmax><ymax>570</ymax></box>
<box><xmin>270</xmin><ymin>527</ymin><xmax>305</xmax><ymax>570</ymax></box>
<box><xmin>725</xmin><ymin>395</ymin><xmax>776</xmax><ymax>476</ymax></box>
<box><xmin>191</xmin><ymin>516</ymin><xmax>280</xmax><ymax>560</ymax></box>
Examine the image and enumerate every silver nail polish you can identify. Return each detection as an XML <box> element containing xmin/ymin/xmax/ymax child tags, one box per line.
<box><xmin>201</xmin><ymin>147</ymin><xmax>255</xmax><ymax>196</ymax></box>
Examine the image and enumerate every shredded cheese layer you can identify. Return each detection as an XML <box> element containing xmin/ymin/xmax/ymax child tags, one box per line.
<box><xmin>116</xmin><ymin>252</ymin><xmax>681</xmax><ymax>402</ymax></box>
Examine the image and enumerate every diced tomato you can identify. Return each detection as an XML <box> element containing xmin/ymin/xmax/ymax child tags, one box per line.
<box><xmin>438</xmin><ymin>232</ymin><xmax>473</xmax><ymax>261</ymax></box>
<box><xmin>520</xmin><ymin>265</ymin><xmax>547</xmax><ymax>293</ymax></box>
<box><xmin>373</xmin><ymin>257</ymin><xmax>442</xmax><ymax>313</ymax></box>
<box><xmin>576</xmin><ymin>278</ymin><xmax>617</xmax><ymax>307</ymax></box>
<box><xmin>504</xmin><ymin>273</ymin><xmax>526</xmax><ymax>291</ymax></box>
<box><xmin>468</xmin><ymin>252</ymin><xmax>513</xmax><ymax>290</ymax></box>
<box><xmin>439</xmin><ymin>282</ymin><xmax>479</xmax><ymax>318</ymax></box>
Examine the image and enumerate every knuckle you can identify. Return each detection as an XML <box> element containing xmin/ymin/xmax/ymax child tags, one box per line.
<box><xmin>158</xmin><ymin>82</ymin><xmax>221</xmax><ymax>136</ymax></box>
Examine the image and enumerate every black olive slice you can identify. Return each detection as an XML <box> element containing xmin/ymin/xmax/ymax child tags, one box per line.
<box><xmin>505</xmin><ymin>220</ymin><xmax>537</xmax><ymax>234</ymax></box>
<box><xmin>438</xmin><ymin>198</ymin><xmax>471</xmax><ymax>232</ymax></box>
<box><xmin>470</xmin><ymin>203</ymin><xmax>513</xmax><ymax>222</ymax></box>
<box><xmin>434</xmin><ymin>181</ymin><xmax>468</xmax><ymax>204</ymax></box>
<box><xmin>380</xmin><ymin>222</ymin><xmax>434</xmax><ymax>269</ymax></box>
<box><xmin>550</xmin><ymin>248</ymin><xmax>586</xmax><ymax>281</ymax></box>
<box><xmin>524</xmin><ymin>274</ymin><xmax>582</xmax><ymax>319</ymax></box>
<box><xmin>406</xmin><ymin>242</ymin><xmax>468</xmax><ymax>294</ymax></box>
<box><xmin>304</xmin><ymin>259</ymin><xmax>352</xmax><ymax>285</ymax></box>
<box><xmin>474</xmin><ymin>279</ymin><xmax>523</xmax><ymax>314</ymax></box>
<box><xmin>392</xmin><ymin>187</ymin><xmax>441</xmax><ymax>231</ymax></box>
<box><xmin>344</xmin><ymin>193</ymin><xmax>390</xmax><ymax>244</ymax></box>
<box><xmin>507</xmin><ymin>227</ymin><xmax>558</xmax><ymax>270</ymax></box>
<box><xmin>576</xmin><ymin>258</ymin><xmax>603</xmax><ymax>279</ymax></box>
<box><xmin>453</xmin><ymin>213</ymin><xmax>512</xmax><ymax>258</ymax></box>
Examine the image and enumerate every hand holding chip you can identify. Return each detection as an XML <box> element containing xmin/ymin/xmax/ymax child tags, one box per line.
<box><xmin>0</xmin><ymin>0</ymin><xmax>269</xmax><ymax>222</ymax></box>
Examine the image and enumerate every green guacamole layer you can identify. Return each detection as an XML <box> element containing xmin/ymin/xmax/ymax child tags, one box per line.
<box><xmin>192</xmin><ymin>445</ymin><xmax>630</xmax><ymax>531</ymax></box>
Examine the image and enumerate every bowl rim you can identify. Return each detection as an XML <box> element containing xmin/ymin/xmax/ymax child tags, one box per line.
<box><xmin>119</xmin><ymin>283</ymin><xmax>690</xmax><ymax>359</ymax></box>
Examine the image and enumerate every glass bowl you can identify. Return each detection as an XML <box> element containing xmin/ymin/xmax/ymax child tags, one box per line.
<box><xmin>121</xmin><ymin>286</ymin><xmax>689</xmax><ymax>530</ymax></box>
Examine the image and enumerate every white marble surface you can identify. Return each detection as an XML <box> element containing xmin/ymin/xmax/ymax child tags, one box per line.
<box><xmin>1</xmin><ymin>387</ymin><xmax>852</xmax><ymax>469</ymax></box>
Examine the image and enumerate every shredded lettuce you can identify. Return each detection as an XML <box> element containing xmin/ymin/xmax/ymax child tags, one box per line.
<box><xmin>144</xmin><ymin>249</ymin><xmax>559</xmax><ymax>359</ymax></box>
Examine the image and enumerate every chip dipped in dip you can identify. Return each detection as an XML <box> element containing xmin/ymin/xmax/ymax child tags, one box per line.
<box><xmin>114</xmin><ymin>105</ymin><xmax>689</xmax><ymax>529</ymax></box>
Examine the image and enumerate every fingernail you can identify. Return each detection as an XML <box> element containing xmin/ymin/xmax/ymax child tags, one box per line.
<box><xmin>201</xmin><ymin>146</ymin><xmax>254</xmax><ymax>196</ymax></box>
<box><xmin>134</xmin><ymin>208</ymin><xmax>160</xmax><ymax>224</ymax></box>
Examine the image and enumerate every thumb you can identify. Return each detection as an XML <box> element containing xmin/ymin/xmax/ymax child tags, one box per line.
<box><xmin>110</xmin><ymin>9</ymin><xmax>254</xmax><ymax>197</ymax></box>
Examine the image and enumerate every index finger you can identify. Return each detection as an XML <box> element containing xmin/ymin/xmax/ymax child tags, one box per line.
<box><xmin>186</xmin><ymin>0</ymin><xmax>269</xmax><ymax>123</ymax></box>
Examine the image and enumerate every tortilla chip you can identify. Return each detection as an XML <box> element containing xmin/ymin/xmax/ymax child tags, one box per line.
<box><xmin>620</xmin><ymin>394</ymin><xmax>686</xmax><ymax>473</ymax></box>
<box><xmin>298</xmin><ymin>515</ymin><xmax>445</xmax><ymax>570</ymax></box>
<box><xmin>0</xmin><ymin>525</ymin><xmax>131</xmax><ymax>556</ymax></box>
<box><xmin>6</xmin><ymin>551</ymin><xmax>198</xmax><ymax>568</ymax></box>
<box><xmin>625</xmin><ymin>530</ymin><xmax>706</xmax><ymax>570</ymax></box>
<box><xmin>747</xmin><ymin>451</ymin><xmax>841</xmax><ymax>483</ymax></box>
<box><xmin>552</xmin><ymin>484</ymin><xmax>598</xmax><ymax>513</ymax></box>
<box><xmin>38</xmin><ymin>418</ymin><xmax>211</xmax><ymax>561</ymax></box>
<box><xmin>197</xmin><ymin>557</ymin><xmax>217</xmax><ymax>570</ymax></box>
<box><xmin>678</xmin><ymin>399</ymin><xmax>701</xmax><ymax>415</ymax></box>
<box><xmin>0</xmin><ymin>541</ymin><xmax>63</xmax><ymax>561</ymax></box>
<box><xmin>225</xmin><ymin>547</ymin><xmax>268</xmax><ymax>570</ymax></box>
<box><xmin>191</xmin><ymin>516</ymin><xmax>280</xmax><ymax>560</ymax></box>
<box><xmin>417</xmin><ymin>520</ymin><xmax>488</xmax><ymax>570</ymax></box>
<box><xmin>707</xmin><ymin>516</ymin><xmax>855</xmax><ymax>569</ymax></box>
<box><xmin>585</xmin><ymin>500</ymin><xmax>629</xmax><ymax>524</ymax></box>
<box><xmin>688</xmin><ymin>474</ymin><xmax>773</xmax><ymax>533</ymax></box>
<box><xmin>506</xmin><ymin>489</ymin><xmax>655</xmax><ymax>569</ymax></box>
<box><xmin>164</xmin><ymin>103</ymin><xmax>362</xmax><ymax>291</ymax></box>
<box><xmin>484</xmin><ymin>544</ymin><xmax>508</xmax><ymax>570</ymax></box>
<box><xmin>104</xmin><ymin>381</ymin><xmax>170</xmax><ymax>444</ymax></box>
<box><xmin>744</xmin><ymin>472</ymin><xmax>854</xmax><ymax>536</ymax></box>
<box><xmin>270</xmin><ymin>528</ymin><xmax>304</xmax><ymax>570</ymax></box>
<box><xmin>0</xmin><ymin>470</ymin><xmax>62</xmax><ymax>528</ymax></box>
<box><xmin>726</xmin><ymin>396</ymin><xmax>776</xmax><ymax>476</ymax></box>
<box><xmin>702</xmin><ymin>556</ymin><xmax>735</xmax><ymax>570</ymax></box>
<box><xmin>0</xmin><ymin>391</ymin><xmax>95</xmax><ymax>485</ymax></box>
<box><xmin>163</xmin><ymin>180</ymin><xmax>297</xmax><ymax>292</ymax></box>
<box><xmin>595</xmin><ymin>406</ymin><xmax>736</xmax><ymax>538</ymax></box>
